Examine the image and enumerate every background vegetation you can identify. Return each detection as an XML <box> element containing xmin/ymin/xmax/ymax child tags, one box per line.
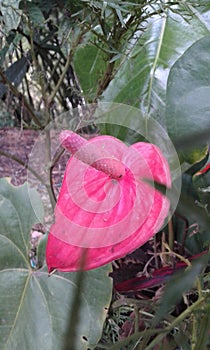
<box><xmin>0</xmin><ymin>1</ymin><xmax>210</xmax><ymax>349</ymax></box>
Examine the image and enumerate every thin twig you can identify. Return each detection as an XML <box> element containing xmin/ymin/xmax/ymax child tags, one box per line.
<box><xmin>0</xmin><ymin>150</ymin><xmax>45</xmax><ymax>185</ymax></box>
<box><xmin>168</xmin><ymin>217</ymin><xmax>174</xmax><ymax>251</ymax></box>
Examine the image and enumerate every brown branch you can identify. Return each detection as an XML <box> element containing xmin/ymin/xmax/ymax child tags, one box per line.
<box><xmin>95</xmin><ymin>60</ymin><xmax>115</xmax><ymax>99</ymax></box>
<box><xmin>48</xmin><ymin>51</ymin><xmax>73</xmax><ymax>105</ymax></box>
<box><xmin>48</xmin><ymin>27</ymin><xmax>88</xmax><ymax>106</ymax></box>
<box><xmin>93</xmin><ymin>12</ymin><xmax>136</xmax><ymax>100</ymax></box>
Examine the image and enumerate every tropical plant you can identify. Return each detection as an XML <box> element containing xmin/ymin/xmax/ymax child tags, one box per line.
<box><xmin>0</xmin><ymin>1</ymin><xmax>209</xmax><ymax>349</ymax></box>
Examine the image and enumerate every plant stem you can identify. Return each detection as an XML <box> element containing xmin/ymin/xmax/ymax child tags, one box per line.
<box><xmin>95</xmin><ymin>60</ymin><xmax>115</xmax><ymax>99</ymax></box>
<box><xmin>144</xmin><ymin>297</ymin><xmax>206</xmax><ymax>350</ymax></box>
<box><xmin>44</xmin><ymin>129</ymin><xmax>57</xmax><ymax>210</ymax></box>
<box><xmin>48</xmin><ymin>50</ymin><xmax>72</xmax><ymax>104</ymax></box>
<box><xmin>168</xmin><ymin>216</ymin><xmax>174</xmax><ymax>251</ymax></box>
<box><xmin>48</xmin><ymin>27</ymin><xmax>87</xmax><ymax>106</ymax></box>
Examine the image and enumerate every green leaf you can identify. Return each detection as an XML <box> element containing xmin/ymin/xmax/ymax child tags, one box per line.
<box><xmin>173</xmin><ymin>331</ymin><xmax>191</xmax><ymax>350</ymax></box>
<box><xmin>166</xmin><ymin>35</ymin><xmax>210</xmax><ymax>163</ymax></box>
<box><xmin>0</xmin><ymin>32</ymin><xmax>17</xmax><ymax>65</ymax></box>
<box><xmin>0</xmin><ymin>179</ymin><xmax>112</xmax><ymax>350</ymax></box>
<box><xmin>197</xmin><ymin>0</ymin><xmax>210</xmax><ymax>25</ymax></box>
<box><xmin>154</xmin><ymin>253</ymin><xmax>209</xmax><ymax>324</ymax></box>
<box><xmin>175</xmin><ymin>173</ymin><xmax>210</xmax><ymax>254</ymax></box>
<box><xmin>193</xmin><ymin>163</ymin><xmax>210</xmax><ymax>213</ymax></box>
<box><xmin>0</xmin><ymin>0</ymin><xmax>22</xmax><ymax>35</ymax></box>
<box><xmin>102</xmin><ymin>9</ymin><xmax>210</xmax><ymax>124</ymax></box>
<box><xmin>193</xmin><ymin>308</ymin><xmax>210</xmax><ymax>350</ymax></box>
<box><xmin>0</xmin><ymin>179</ymin><xmax>44</xmax><ymax>261</ymax></box>
<box><xmin>0</xmin><ymin>57</ymin><xmax>29</xmax><ymax>99</ymax></box>
<box><xmin>23</xmin><ymin>0</ymin><xmax>58</xmax><ymax>13</ymax></box>
<box><xmin>25</xmin><ymin>2</ymin><xmax>45</xmax><ymax>26</ymax></box>
<box><xmin>74</xmin><ymin>31</ymin><xmax>107</xmax><ymax>102</ymax></box>
<box><xmin>36</xmin><ymin>234</ymin><xmax>48</xmax><ymax>266</ymax></box>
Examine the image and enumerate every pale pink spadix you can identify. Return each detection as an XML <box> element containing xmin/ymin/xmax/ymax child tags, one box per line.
<box><xmin>46</xmin><ymin>131</ymin><xmax>171</xmax><ymax>272</ymax></box>
<box><xmin>60</xmin><ymin>130</ymin><xmax>125</xmax><ymax>179</ymax></box>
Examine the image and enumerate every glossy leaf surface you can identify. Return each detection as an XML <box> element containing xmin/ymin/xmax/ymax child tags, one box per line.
<box><xmin>102</xmin><ymin>10</ymin><xmax>210</xmax><ymax>123</ymax></box>
<box><xmin>166</xmin><ymin>35</ymin><xmax>210</xmax><ymax>163</ymax></box>
<box><xmin>0</xmin><ymin>179</ymin><xmax>112</xmax><ymax>350</ymax></box>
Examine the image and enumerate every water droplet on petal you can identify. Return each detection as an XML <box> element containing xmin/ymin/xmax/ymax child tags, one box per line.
<box><xmin>103</xmin><ymin>212</ymin><xmax>110</xmax><ymax>222</ymax></box>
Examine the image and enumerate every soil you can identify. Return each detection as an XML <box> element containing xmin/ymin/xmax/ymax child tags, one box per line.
<box><xmin>0</xmin><ymin>127</ymin><xmax>69</xmax><ymax>226</ymax></box>
<box><xmin>0</xmin><ymin>127</ymin><xmax>39</xmax><ymax>185</ymax></box>
<box><xmin>0</xmin><ymin>127</ymin><xmax>69</xmax><ymax>188</ymax></box>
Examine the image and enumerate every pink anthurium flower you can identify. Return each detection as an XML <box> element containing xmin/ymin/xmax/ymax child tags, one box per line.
<box><xmin>46</xmin><ymin>131</ymin><xmax>171</xmax><ymax>272</ymax></box>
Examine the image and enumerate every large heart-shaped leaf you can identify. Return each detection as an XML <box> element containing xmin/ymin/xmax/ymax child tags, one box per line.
<box><xmin>0</xmin><ymin>179</ymin><xmax>112</xmax><ymax>350</ymax></box>
<box><xmin>166</xmin><ymin>35</ymin><xmax>210</xmax><ymax>163</ymax></box>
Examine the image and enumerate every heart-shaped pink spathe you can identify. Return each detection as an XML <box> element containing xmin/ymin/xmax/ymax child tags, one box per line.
<box><xmin>46</xmin><ymin>131</ymin><xmax>171</xmax><ymax>272</ymax></box>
